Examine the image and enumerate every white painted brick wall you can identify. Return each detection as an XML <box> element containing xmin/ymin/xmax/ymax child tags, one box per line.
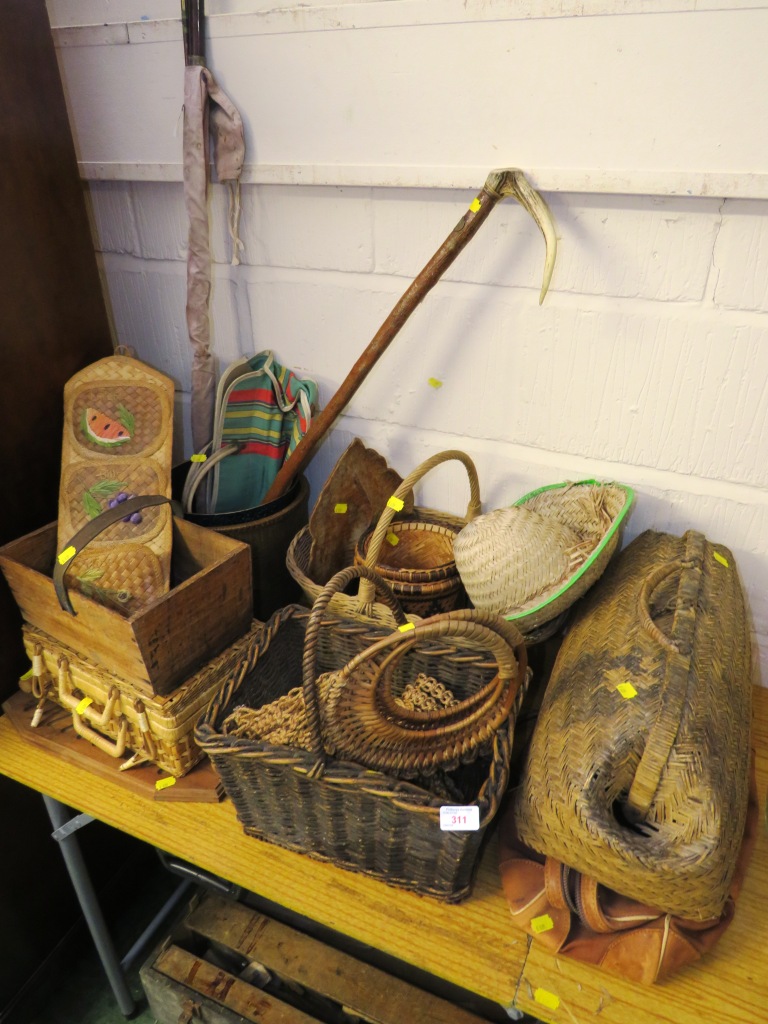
<box><xmin>88</xmin><ymin>180</ymin><xmax>768</xmax><ymax>685</ymax></box>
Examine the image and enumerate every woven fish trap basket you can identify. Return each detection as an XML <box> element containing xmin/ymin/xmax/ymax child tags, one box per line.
<box><xmin>513</xmin><ymin>528</ymin><xmax>753</xmax><ymax>920</ymax></box>
<box><xmin>287</xmin><ymin>449</ymin><xmax>480</xmax><ymax>624</ymax></box>
<box><xmin>454</xmin><ymin>480</ymin><xmax>634</xmax><ymax>632</ymax></box>
<box><xmin>196</xmin><ymin>564</ymin><xmax>527</xmax><ymax>901</ymax></box>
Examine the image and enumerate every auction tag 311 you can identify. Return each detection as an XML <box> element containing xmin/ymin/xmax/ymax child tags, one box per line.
<box><xmin>440</xmin><ymin>805</ymin><xmax>480</xmax><ymax>831</ymax></box>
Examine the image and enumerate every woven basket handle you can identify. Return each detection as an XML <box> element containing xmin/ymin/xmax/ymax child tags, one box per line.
<box><xmin>301</xmin><ymin>564</ymin><xmax>409</xmax><ymax>768</ymax></box>
<box><xmin>626</xmin><ymin>541</ymin><xmax>701</xmax><ymax>819</ymax></box>
<box><xmin>321</xmin><ymin>610</ymin><xmax>527</xmax><ymax>774</ymax></box>
<box><xmin>356</xmin><ymin>449</ymin><xmax>481</xmax><ymax>610</ymax></box>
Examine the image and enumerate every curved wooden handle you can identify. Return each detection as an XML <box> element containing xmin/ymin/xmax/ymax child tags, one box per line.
<box><xmin>356</xmin><ymin>449</ymin><xmax>481</xmax><ymax>609</ymax></box>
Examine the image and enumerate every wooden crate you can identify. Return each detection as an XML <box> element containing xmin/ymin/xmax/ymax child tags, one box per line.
<box><xmin>0</xmin><ymin>517</ymin><xmax>252</xmax><ymax>696</ymax></box>
<box><xmin>140</xmin><ymin>893</ymin><xmax>493</xmax><ymax>1024</ymax></box>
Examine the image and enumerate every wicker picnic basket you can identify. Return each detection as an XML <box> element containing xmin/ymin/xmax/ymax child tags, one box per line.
<box><xmin>287</xmin><ymin>450</ymin><xmax>480</xmax><ymax>625</ymax></box>
<box><xmin>196</xmin><ymin>564</ymin><xmax>529</xmax><ymax>901</ymax></box>
<box><xmin>22</xmin><ymin>619</ymin><xmax>264</xmax><ymax>776</ymax></box>
<box><xmin>454</xmin><ymin>479</ymin><xmax>633</xmax><ymax>633</ymax></box>
<box><xmin>513</xmin><ymin>528</ymin><xmax>752</xmax><ymax>920</ymax></box>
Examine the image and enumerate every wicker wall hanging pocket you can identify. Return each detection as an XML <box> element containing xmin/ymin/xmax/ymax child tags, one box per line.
<box><xmin>513</xmin><ymin>528</ymin><xmax>752</xmax><ymax>921</ymax></box>
<box><xmin>56</xmin><ymin>354</ymin><xmax>174</xmax><ymax>615</ymax></box>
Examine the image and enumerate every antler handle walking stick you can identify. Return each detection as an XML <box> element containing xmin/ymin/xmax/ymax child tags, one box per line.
<box><xmin>262</xmin><ymin>168</ymin><xmax>557</xmax><ymax>504</ymax></box>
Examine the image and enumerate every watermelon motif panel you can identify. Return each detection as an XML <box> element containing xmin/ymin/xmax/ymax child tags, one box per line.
<box><xmin>57</xmin><ymin>355</ymin><xmax>174</xmax><ymax>614</ymax></box>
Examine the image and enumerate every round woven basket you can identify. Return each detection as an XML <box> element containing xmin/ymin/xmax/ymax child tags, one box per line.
<box><xmin>286</xmin><ymin>450</ymin><xmax>480</xmax><ymax>625</ymax></box>
<box><xmin>454</xmin><ymin>480</ymin><xmax>634</xmax><ymax>632</ymax></box>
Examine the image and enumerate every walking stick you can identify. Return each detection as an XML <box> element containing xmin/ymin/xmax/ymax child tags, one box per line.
<box><xmin>262</xmin><ymin>168</ymin><xmax>557</xmax><ymax>504</ymax></box>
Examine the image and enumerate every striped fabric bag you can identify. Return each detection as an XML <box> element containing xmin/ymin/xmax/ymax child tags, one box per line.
<box><xmin>186</xmin><ymin>351</ymin><xmax>317</xmax><ymax>515</ymax></box>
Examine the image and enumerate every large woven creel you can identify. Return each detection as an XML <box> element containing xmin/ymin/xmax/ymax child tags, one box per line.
<box><xmin>513</xmin><ymin>528</ymin><xmax>753</xmax><ymax>920</ymax></box>
<box><xmin>454</xmin><ymin>479</ymin><xmax>633</xmax><ymax>633</ymax></box>
<box><xmin>286</xmin><ymin>450</ymin><xmax>480</xmax><ymax>625</ymax></box>
<box><xmin>195</xmin><ymin>564</ymin><xmax>529</xmax><ymax>901</ymax></box>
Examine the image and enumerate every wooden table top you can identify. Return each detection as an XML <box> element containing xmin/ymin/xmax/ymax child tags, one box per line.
<box><xmin>1</xmin><ymin>687</ymin><xmax>766</xmax><ymax>1024</ymax></box>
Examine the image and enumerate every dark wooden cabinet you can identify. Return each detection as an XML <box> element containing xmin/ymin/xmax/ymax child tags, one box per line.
<box><xmin>0</xmin><ymin>3</ymin><xmax>138</xmax><ymax>1016</ymax></box>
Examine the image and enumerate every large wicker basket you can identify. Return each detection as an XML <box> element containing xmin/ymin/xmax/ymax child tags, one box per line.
<box><xmin>513</xmin><ymin>528</ymin><xmax>752</xmax><ymax>920</ymax></box>
<box><xmin>287</xmin><ymin>450</ymin><xmax>480</xmax><ymax>626</ymax></box>
<box><xmin>196</xmin><ymin>565</ymin><xmax>528</xmax><ymax>901</ymax></box>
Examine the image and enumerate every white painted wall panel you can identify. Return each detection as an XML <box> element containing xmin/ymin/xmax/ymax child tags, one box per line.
<box><xmin>374</xmin><ymin>191</ymin><xmax>723</xmax><ymax>301</ymax></box>
<box><xmin>51</xmin><ymin>5</ymin><xmax>768</xmax><ymax>196</ymax></box>
<box><xmin>239</xmin><ymin>186</ymin><xmax>374</xmax><ymax>271</ymax></box>
<box><xmin>88</xmin><ymin>181</ymin><xmax>139</xmax><ymax>255</ymax></box>
<box><xmin>713</xmin><ymin>199</ymin><xmax>768</xmax><ymax>312</ymax></box>
<box><xmin>45</xmin><ymin>4</ymin><xmax>768</xmax><ymax>683</ymax></box>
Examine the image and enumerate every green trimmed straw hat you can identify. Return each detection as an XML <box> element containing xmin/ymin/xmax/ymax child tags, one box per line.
<box><xmin>453</xmin><ymin>480</ymin><xmax>634</xmax><ymax>634</ymax></box>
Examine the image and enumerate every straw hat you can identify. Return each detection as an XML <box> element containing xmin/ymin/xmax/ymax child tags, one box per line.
<box><xmin>454</xmin><ymin>481</ymin><xmax>634</xmax><ymax>633</ymax></box>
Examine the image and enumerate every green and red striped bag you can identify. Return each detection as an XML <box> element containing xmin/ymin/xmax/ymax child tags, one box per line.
<box><xmin>186</xmin><ymin>351</ymin><xmax>317</xmax><ymax>515</ymax></box>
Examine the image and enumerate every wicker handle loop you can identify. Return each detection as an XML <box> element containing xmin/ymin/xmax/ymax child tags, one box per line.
<box><xmin>627</xmin><ymin>542</ymin><xmax>703</xmax><ymax>820</ymax></box>
<box><xmin>637</xmin><ymin>560</ymin><xmax>684</xmax><ymax>652</ymax></box>
<box><xmin>323</xmin><ymin>610</ymin><xmax>527</xmax><ymax>774</ymax></box>
<box><xmin>302</xmin><ymin>564</ymin><xmax>409</xmax><ymax>770</ymax></box>
<box><xmin>338</xmin><ymin>609</ymin><xmax>524</xmax><ymax>688</ymax></box>
<box><xmin>356</xmin><ymin>449</ymin><xmax>481</xmax><ymax>610</ymax></box>
<box><xmin>72</xmin><ymin>711</ymin><xmax>129</xmax><ymax>758</ymax></box>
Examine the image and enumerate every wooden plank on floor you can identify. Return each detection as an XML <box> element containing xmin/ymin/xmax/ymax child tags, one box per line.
<box><xmin>152</xmin><ymin>944</ymin><xmax>321</xmax><ymax>1024</ymax></box>
<box><xmin>186</xmin><ymin>894</ymin><xmax>491</xmax><ymax>1024</ymax></box>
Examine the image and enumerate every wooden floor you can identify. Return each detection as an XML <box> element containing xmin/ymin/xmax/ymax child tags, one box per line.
<box><xmin>0</xmin><ymin>688</ymin><xmax>766</xmax><ymax>1024</ymax></box>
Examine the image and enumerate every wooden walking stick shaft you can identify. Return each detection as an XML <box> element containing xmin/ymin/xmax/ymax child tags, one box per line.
<box><xmin>262</xmin><ymin>169</ymin><xmax>556</xmax><ymax>504</ymax></box>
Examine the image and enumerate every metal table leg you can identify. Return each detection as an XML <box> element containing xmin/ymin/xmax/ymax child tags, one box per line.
<box><xmin>42</xmin><ymin>795</ymin><xmax>136</xmax><ymax>1018</ymax></box>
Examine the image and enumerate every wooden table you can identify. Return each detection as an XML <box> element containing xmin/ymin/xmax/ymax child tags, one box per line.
<box><xmin>1</xmin><ymin>690</ymin><xmax>766</xmax><ymax>1024</ymax></box>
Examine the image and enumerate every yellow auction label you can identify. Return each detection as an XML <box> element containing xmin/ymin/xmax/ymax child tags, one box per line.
<box><xmin>398</xmin><ymin>622</ymin><xmax>416</xmax><ymax>632</ymax></box>
<box><xmin>190</xmin><ymin>453</ymin><xmax>207</xmax><ymax>463</ymax></box>
<box><xmin>428</xmin><ymin>377</ymin><xmax>443</xmax><ymax>389</ymax></box>
<box><xmin>155</xmin><ymin>776</ymin><xmax>177</xmax><ymax>791</ymax></box>
<box><xmin>469</xmin><ymin>197</ymin><xmax>482</xmax><ymax>212</ymax></box>
<box><xmin>534</xmin><ymin>989</ymin><xmax>561</xmax><ymax>1011</ymax></box>
<box><xmin>714</xmin><ymin>551</ymin><xmax>729</xmax><ymax>567</ymax></box>
<box><xmin>57</xmin><ymin>546</ymin><xmax>77</xmax><ymax>565</ymax></box>
<box><xmin>617</xmin><ymin>682</ymin><xmax>638</xmax><ymax>699</ymax></box>
<box><xmin>334</xmin><ymin>503</ymin><xmax>348</xmax><ymax>514</ymax></box>
<box><xmin>387</xmin><ymin>495</ymin><xmax>405</xmax><ymax>512</ymax></box>
<box><xmin>75</xmin><ymin>697</ymin><xmax>93</xmax><ymax>715</ymax></box>
<box><xmin>531</xmin><ymin>914</ymin><xmax>555</xmax><ymax>934</ymax></box>
<box><xmin>386</xmin><ymin>531</ymin><xmax>399</xmax><ymax>546</ymax></box>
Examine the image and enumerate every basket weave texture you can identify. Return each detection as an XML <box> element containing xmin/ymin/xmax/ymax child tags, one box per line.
<box><xmin>58</xmin><ymin>355</ymin><xmax>175</xmax><ymax>614</ymax></box>
<box><xmin>195</xmin><ymin>565</ymin><xmax>528</xmax><ymax>901</ymax></box>
<box><xmin>24</xmin><ymin>620</ymin><xmax>264</xmax><ymax>776</ymax></box>
<box><xmin>287</xmin><ymin>450</ymin><xmax>480</xmax><ymax>624</ymax></box>
<box><xmin>513</xmin><ymin>528</ymin><xmax>752</xmax><ymax>919</ymax></box>
<box><xmin>454</xmin><ymin>480</ymin><xmax>633</xmax><ymax>630</ymax></box>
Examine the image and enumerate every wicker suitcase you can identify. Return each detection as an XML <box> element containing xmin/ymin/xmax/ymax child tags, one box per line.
<box><xmin>22</xmin><ymin>620</ymin><xmax>263</xmax><ymax>776</ymax></box>
<box><xmin>513</xmin><ymin>528</ymin><xmax>752</xmax><ymax>920</ymax></box>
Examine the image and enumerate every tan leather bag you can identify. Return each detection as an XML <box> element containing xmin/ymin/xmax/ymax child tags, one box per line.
<box><xmin>498</xmin><ymin>767</ymin><xmax>758</xmax><ymax>984</ymax></box>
